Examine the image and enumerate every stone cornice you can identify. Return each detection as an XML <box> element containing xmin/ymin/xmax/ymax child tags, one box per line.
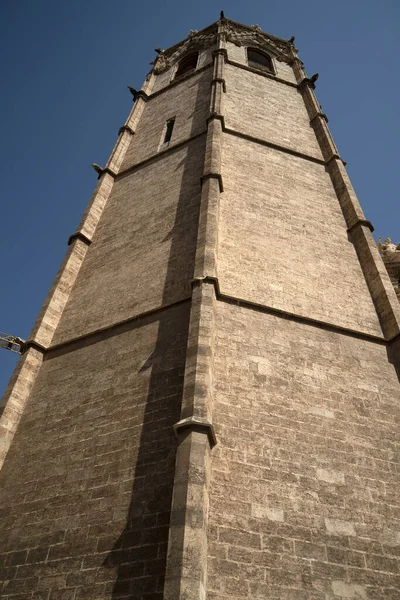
<box><xmin>150</xmin><ymin>18</ymin><xmax>294</xmax><ymax>77</ymax></box>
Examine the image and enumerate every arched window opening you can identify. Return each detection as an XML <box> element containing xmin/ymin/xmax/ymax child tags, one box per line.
<box><xmin>175</xmin><ymin>53</ymin><xmax>199</xmax><ymax>79</ymax></box>
<box><xmin>247</xmin><ymin>48</ymin><xmax>273</xmax><ymax>73</ymax></box>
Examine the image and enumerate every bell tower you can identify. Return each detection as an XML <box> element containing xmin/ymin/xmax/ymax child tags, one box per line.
<box><xmin>1</xmin><ymin>16</ymin><xmax>400</xmax><ymax>600</ymax></box>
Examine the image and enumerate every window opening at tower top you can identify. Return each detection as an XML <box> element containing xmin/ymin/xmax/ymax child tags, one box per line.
<box><xmin>247</xmin><ymin>48</ymin><xmax>274</xmax><ymax>73</ymax></box>
<box><xmin>174</xmin><ymin>52</ymin><xmax>199</xmax><ymax>79</ymax></box>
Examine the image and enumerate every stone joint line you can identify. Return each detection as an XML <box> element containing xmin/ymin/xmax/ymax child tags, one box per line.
<box><xmin>191</xmin><ymin>276</ymin><xmax>386</xmax><ymax>344</ymax></box>
<box><xmin>36</xmin><ymin>281</ymin><xmax>388</xmax><ymax>358</ymax></box>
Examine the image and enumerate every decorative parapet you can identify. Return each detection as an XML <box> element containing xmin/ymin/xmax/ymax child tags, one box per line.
<box><xmin>149</xmin><ymin>17</ymin><xmax>295</xmax><ymax>77</ymax></box>
<box><xmin>379</xmin><ymin>237</ymin><xmax>400</xmax><ymax>300</ymax></box>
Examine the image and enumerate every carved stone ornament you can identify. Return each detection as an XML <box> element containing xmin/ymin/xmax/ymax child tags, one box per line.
<box><xmin>225</xmin><ymin>21</ymin><xmax>292</xmax><ymax>62</ymax></box>
<box><xmin>167</xmin><ymin>27</ymin><xmax>218</xmax><ymax>65</ymax></box>
<box><xmin>152</xmin><ymin>52</ymin><xmax>169</xmax><ymax>74</ymax></box>
<box><xmin>378</xmin><ymin>237</ymin><xmax>400</xmax><ymax>256</ymax></box>
<box><xmin>151</xmin><ymin>19</ymin><xmax>292</xmax><ymax>75</ymax></box>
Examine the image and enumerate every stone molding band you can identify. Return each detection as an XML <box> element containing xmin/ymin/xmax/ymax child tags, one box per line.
<box><xmin>67</xmin><ymin>232</ymin><xmax>92</xmax><ymax>246</ymax></box>
<box><xmin>149</xmin><ymin>63</ymin><xmax>213</xmax><ymax>100</ymax></box>
<box><xmin>117</xmin><ymin>130</ymin><xmax>208</xmax><ymax>180</ymax></box>
<box><xmin>147</xmin><ymin>58</ymin><xmax>298</xmax><ymax>105</ymax></box>
<box><xmin>226</xmin><ymin>59</ymin><xmax>298</xmax><ymax>88</ymax></box>
<box><xmin>347</xmin><ymin>219</ymin><xmax>375</xmax><ymax>235</ymax></box>
<box><xmin>37</xmin><ymin>279</ymin><xmax>388</xmax><ymax>360</ymax></box>
<box><xmin>43</xmin><ymin>297</ymin><xmax>192</xmax><ymax>356</ymax></box>
<box><xmin>223</xmin><ymin>127</ymin><xmax>326</xmax><ymax>165</ymax></box>
<box><xmin>116</xmin><ymin>126</ymin><xmax>328</xmax><ymax>181</ymax></box>
<box><xmin>200</xmin><ymin>172</ymin><xmax>224</xmax><ymax>193</ymax></box>
<box><xmin>173</xmin><ymin>416</ymin><xmax>217</xmax><ymax>448</ymax></box>
<box><xmin>191</xmin><ymin>275</ymin><xmax>386</xmax><ymax>345</ymax></box>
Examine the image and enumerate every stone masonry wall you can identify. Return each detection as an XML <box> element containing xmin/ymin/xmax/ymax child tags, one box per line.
<box><xmin>1</xmin><ymin>19</ymin><xmax>398</xmax><ymax>600</ymax></box>
<box><xmin>224</xmin><ymin>63</ymin><xmax>322</xmax><ymax>159</ymax></box>
<box><xmin>0</xmin><ymin>303</ymin><xmax>190</xmax><ymax>600</ymax></box>
<box><xmin>225</xmin><ymin>41</ymin><xmax>297</xmax><ymax>84</ymax></box>
<box><xmin>52</xmin><ymin>135</ymin><xmax>205</xmax><ymax>345</ymax></box>
<box><xmin>0</xmin><ymin>29</ymin><xmax>211</xmax><ymax>600</ymax></box>
<box><xmin>151</xmin><ymin>47</ymin><xmax>215</xmax><ymax>96</ymax></box>
<box><xmin>121</xmin><ymin>69</ymin><xmax>211</xmax><ymax>170</ymax></box>
<box><xmin>218</xmin><ymin>133</ymin><xmax>382</xmax><ymax>336</ymax></box>
<box><xmin>207</xmin><ymin>302</ymin><xmax>400</xmax><ymax>600</ymax></box>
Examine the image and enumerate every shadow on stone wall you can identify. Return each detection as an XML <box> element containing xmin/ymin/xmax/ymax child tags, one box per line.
<box><xmin>103</xmin><ymin>75</ymin><xmax>207</xmax><ymax>599</ymax></box>
<box><xmin>387</xmin><ymin>336</ymin><xmax>400</xmax><ymax>384</ymax></box>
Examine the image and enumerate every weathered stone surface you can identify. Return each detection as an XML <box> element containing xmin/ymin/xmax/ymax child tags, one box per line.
<box><xmin>52</xmin><ymin>135</ymin><xmax>205</xmax><ymax>345</ymax></box>
<box><xmin>218</xmin><ymin>133</ymin><xmax>382</xmax><ymax>336</ymax></box>
<box><xmin>1</xmin><ymin>304</ymin><xmax>190</xmax><ymax>599</ymax></box>
<box><xmin>1</xmin><ymin>16</ymin><xmax>399</xmax><ymax>600</ymax></box>
<box><xmin>208</xmin><ymin>302</ymin><xmax>400</xmax><ymax>599</ymax></box>
<box><xmin>224</xmin><ymin>62</ymin><xmax>322</xmax><ymax>158</ymax></box>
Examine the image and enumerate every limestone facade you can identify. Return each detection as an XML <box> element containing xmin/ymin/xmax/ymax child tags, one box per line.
<box><xmin>0</xmin><ymin>16</ymin><xmax>399</xmax><ymax>600</ymax></box>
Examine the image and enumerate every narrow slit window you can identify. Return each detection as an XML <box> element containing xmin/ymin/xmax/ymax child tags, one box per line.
<box><xmin>163</xmin><ymin>118</ymin><xmax>175</xmax><ymax>144</ymax></box>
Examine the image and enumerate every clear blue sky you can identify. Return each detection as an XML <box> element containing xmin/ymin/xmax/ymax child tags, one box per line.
<box><xmin>1</xmin><ymin>0</ymin><xmax>399</xmax><ymax>395</ymax></box>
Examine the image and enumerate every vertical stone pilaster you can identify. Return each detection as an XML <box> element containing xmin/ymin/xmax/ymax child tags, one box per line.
<box><xmin>164</xmin><ymin>23</ymin><xmax>225</xmax><ymax>600</ymax></box>
<box><xmin>0</xmin><ymin>70</ymin><xmax>152</xmax><ymax>470</ymax></box>
<box><xmin>292</xmin><ymin>49</ymin><xmax>400</xmax><ymax>341</ymax></box>
<box><xmin>74</xmin><ymin>172</ymin><xmax>115</xmax><ymax>242</ymax></box>
<box><xmin>28</xmin><ymin>237</ymin><xmax>90</xmax><ymax>349</ymax></box>
<box><xmin>106</xmin><ymin>72</ymin><xmax>156</xmax><ymax>173</ymax></box>
<box><xmin>0</xmin><ymin>347</ymin><xmax>43</xmax><ymax>468</ymax></box>
<box><xmin>165</xmin><ymin>281</ymin><xmax>217</xmax><ymax>600</ymax></box>
<box><xmin>195</xmin><ymin>42</ymin><xmax>226</xmax><ymax>280</ymax></box>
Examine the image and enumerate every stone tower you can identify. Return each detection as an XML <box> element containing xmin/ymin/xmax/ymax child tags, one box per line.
<box><xmin>1</xmin><ymin>16</ymin><xmax>400</xmax><ymax>600</ymax></box>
